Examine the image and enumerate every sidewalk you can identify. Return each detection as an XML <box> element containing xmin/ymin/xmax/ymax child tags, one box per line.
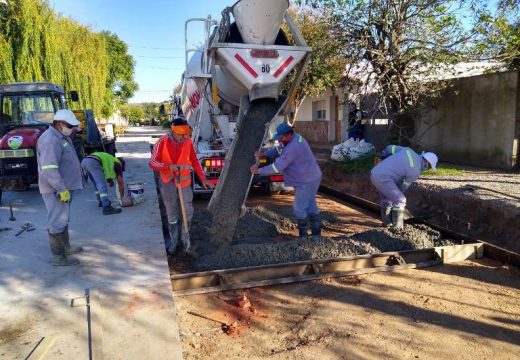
<box><xmin>0</xmin><ymin>127</ymin><xmax>182</xmax><ymax>359</ymax></box>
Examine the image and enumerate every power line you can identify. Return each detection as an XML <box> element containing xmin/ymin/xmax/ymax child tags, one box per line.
<box><xmin>129</xmin><ymin>45</ymin><xmax>185</xmax><ymax>50</ymax></box>
<box><xmin>135</xmin><ymin>90</ymin><xmax>173</xmax><ymax>93</ymax></box>
<box><xmin>136</xmin><ymin>65</ymin><xmax>183</xmax><ymax>70</ymax></box>
<box><xmin>135</xmin><ymin>55</ymin><xmax>184</xmax><ymax>59</ymax></box>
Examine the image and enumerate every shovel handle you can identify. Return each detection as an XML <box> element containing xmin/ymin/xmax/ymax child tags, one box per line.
<box><xmin>187</xmin><ymin>311</ymin><xmax>228</xmax><ymax>326</ymax></box>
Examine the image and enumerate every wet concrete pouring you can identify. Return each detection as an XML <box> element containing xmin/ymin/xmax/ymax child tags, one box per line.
<box><xmin>161</xmin><ymin>187</ymin><xmax>519</xmax><ymax>360</ymax></box>
<box><xmin>168</xmin><ymin>189</ymin><xmax>456</xmax><ymax>274</ymax></box>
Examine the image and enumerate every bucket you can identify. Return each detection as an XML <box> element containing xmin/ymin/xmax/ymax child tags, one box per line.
<box><xmin>127</xmin><ymin>182</ymin><xmax>145</xmax><ymax>204</ymax></box>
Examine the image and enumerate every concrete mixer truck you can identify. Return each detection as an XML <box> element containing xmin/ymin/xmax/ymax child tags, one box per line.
<box><xmin>181</xmin><ymin>0</ymin><xmax>311</xmax><ymax>243</ymax></box>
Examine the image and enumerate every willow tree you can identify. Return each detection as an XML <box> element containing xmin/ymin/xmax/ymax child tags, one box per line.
<box><xmin>100</xmin><ymin>31</ymin><xmax>138</xmax><ymax>117</ymax></box>
<box><xmin>0</xmin><ymin>0</ymin><xmax>136</xmax><ymax>118</ymax></box>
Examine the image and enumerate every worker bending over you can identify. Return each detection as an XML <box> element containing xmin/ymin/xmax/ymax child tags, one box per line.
<box><xmin>371</xmin><ymin>147</ymin><xmax>438</xmax><ymax>228</ymax></box>
<box><xmin>251</xmin><ymin>123</ymin><xmax>322</xmax><ymax>237</ymax></box>
<box><xmin>81</xmin><ymin>151</ymin><xmax>130</xmax><ymax>215</ymax></box>
<box><xmin>381</xmin><ymin>144</ymin><xmax>404</xmax><ymax>159</ymax></box>
<box><xmin>149</xmin><ymin>117</ymin><xmax>214</xmax><ymax>255</ymax></box>
<box><xmin>36</xmin><ymin>109</ymin><xmax>83</xmax><ymax>266</ymax></box>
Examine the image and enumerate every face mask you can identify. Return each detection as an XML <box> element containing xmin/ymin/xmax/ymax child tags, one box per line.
<box><xmin>60</xmin><ymin>126</ymin><xmax>73</xmax><ymax>137</ymax></box>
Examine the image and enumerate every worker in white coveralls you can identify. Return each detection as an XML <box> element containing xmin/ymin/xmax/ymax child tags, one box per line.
<box><xmin>370</xmin><ymin>147</ymin><xmax>438</xmax><ymax>228</ymax></box>
<box><xmin>81</xmin><ymin>151</ymin><xmax>131</xmax><ymax>215</ymax></box>
<box><xmin>250</xmin><ymin>123</ymin><xmax>323</xmax><ymax>237</ymax></box>
<box><xmin>149</xmin><ymin>117</ymin><xmax>214</xmax><ymax>255</ymax></box>
<box><xmin>36</xmin><ymin>109</ymin><xmax>83</xmax><ymax>266</ymax></box>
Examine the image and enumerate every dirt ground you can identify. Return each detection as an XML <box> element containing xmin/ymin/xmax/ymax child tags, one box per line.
<box><xmin>319</xmin><ymin>161</ymin><xmax>520</xmax><ymax>253</ymax></box>
<box><xmin>164</xmin><ymin>162</ymin><xmax>520</xmax><ymax>360</ymax></box>
<box><xmin>175</xmin><ymin>259</ymin><xmax>520</xmax><ymax>360</ymax></box>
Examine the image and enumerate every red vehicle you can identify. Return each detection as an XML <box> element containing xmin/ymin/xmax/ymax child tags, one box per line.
<box><xmin>0</xmin><ymin>82</ymin><xmax>113</xmax><ymax>203</ymax></box>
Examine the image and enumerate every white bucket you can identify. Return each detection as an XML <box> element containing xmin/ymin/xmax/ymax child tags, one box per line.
<box><xmin>127</xmin><ymin>182</ymin><xmax>145</xmax><ymax>204</ymax></box>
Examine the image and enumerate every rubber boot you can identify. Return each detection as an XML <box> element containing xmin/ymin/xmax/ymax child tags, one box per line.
<box><xmin>63</xmin><ymin>226</ymin><xmax>83</xmax><ymax>255</ymax></box>
<box><xmin>49</xmin><ymin>231</ymin><xmax>79</xmax><ymax>266</ymax></box>
<box><xmin>96</xmin><ymin>193</ymin><xmax>102</xmax><ymax>207</ymax></box>
<box><xmin>103</xmin><ymin>204</ymin><xmax>122</xmax><ymax>215</ymax></box>
<box><xmin>381</xmin><ymin>206</ymin><xmax>392</xmax><ymax>226</ymax></box>
<box><xmin>297</xmin><ymin>218</ymin><xmax>308</xmax><ymax>238</ymax></box>
<box><xmin>166</xmin><ymin>221</ymin><xmax>179</xmax><ymax>255</ymax></box>
<box><xmin>309</xmin><ymin>214</ymin><xmax>322</xmax><ymax>236</ymax></box>
<box><xmin>391</xmin><ymin>208</ymin><xmax>405</xmax><ymax>229</ymax></box>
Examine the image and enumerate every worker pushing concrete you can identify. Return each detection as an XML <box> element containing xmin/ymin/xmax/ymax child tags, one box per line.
<box><xmin>36</xmin><ymin>109</ymin><xmax>83</xmax><ymax>266</ymax></box>
<box><xmin>81</xmin><ymin>151</ymin><xmax>131</xmax><ymax>214</ymax></box>
<box><xmin>251</xmin><ymin>123</ymin><xmax>322</xmax><ymax>237</ymax></box>
<box><xmin>371</xmin><ymin>147</ymin><xmax>438</xmax><ymax>228</ymax></box>
<box><xmin>149</xmin><ymin>117</ymin><xmax>215</xmax><ymax>255</ymax></box>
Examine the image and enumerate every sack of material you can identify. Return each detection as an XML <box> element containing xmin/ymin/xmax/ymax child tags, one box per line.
<box><xmin>331</xmin><ymin>138</ymin><xmax>375</xmax><ymax>161</ymax></box>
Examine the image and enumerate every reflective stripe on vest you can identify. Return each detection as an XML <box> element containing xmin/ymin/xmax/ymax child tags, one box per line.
<box><xmin>158</xmin><ymin>135</ymin><xmax>194</xmax><ymax>187</ymax></box>
<box><xmin>91</xmin><ymin>152</ymin><xmax>121</xmax><ymax>180</ymax></box>
<box><xmin>405</xmin><ymin>150</ymin><xmax>415</xmax><ymax>168</ymax></box>
<box><xmin>391</xmin><ymin>145</ymin><xmax>396</xmax><ymax>155</ymax></box>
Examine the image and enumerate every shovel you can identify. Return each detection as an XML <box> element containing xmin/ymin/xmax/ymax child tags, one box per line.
<box><xmin>174</xmin><ymin>168</ymin><xmax>189</xmax><ymax>235</ymax></box>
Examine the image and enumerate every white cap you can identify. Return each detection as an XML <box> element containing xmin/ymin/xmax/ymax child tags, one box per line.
<box><xmin>54</xmin><ymin>109</ymin><xmax>80</xmax><ymax>126</ymax></box>
<box><xmin>423</xmin><ymin>152</ymin><xmax>438</xmax><ymax>171</ymax></box>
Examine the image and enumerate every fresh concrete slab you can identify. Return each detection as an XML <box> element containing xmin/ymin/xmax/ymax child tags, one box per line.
<box><xmin>0</xmin><ymin>127</ymin><xmax>182</xmax><ymax>360</ymax></box>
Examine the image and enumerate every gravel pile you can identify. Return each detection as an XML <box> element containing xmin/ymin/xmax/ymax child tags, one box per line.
<box><xmin>418</xmin><ymin>170</ymin><xmax>520</xmax><ymax>211</ymax></box>
<box><xmin>191</xmin><ymin>207</ymin><xmax>339</xmax><ymax>242</ymax></box>
<box><xmin>351</xmin><ymin>223</ymin><xmax>448</xmax><ymax>251</ymax></box>
<box><xmin>193</xmin><ymin>211</ymin><xmax>454</xmax><ymax>270</ymax></box>
<box><xmin>194</xmin><ymin>236</ymin><xmax>380</xmax><ymax>271</ymax></box>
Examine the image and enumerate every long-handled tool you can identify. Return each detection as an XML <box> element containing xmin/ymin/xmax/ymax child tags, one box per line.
<box><xmin>9</xmin><ymin>201</ymin><xmax>16</xmax><ymax>221</ymax></box>
<box><xmin>175</xmin><ymin>168</ymin><xmax>189</xmax><ymax>234</ymax></box>
<box><xmin>187</xmin><ymin>311</ymin><xmax>238</xmax><ymax>334</ymax></box>
<box><xmin>240</xmin><ymin>122</ymin><xmax>271</xmax><ymax>218</ymax></box>
<box><xmin>15</xmin><ymin>222</ymin><xmax>35</xmax><ymax>237</ymax></box>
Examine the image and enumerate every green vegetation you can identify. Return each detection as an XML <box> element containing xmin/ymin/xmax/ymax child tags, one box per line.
<box><xmin>283</xmin><ymin>9</ymin><xmax>347</xmax><ymax>115</ymax></box>
<box><xmin>0</xmin><ymin>0</ymin><xmax>137</xmax><ymax>118</ymax></box>
<box><xmin>422</xmin><ymin>167</ymin><xmax>465</xmax><ymax>177</ymax></box>
<box><xmin>337</xmin><ymin>155</ymin><xmax>375</xmax><ymax>174</ymax></box>
<box><xmin>337</xmin><ymin>155</ymin><xmax>466</xmax><ymax>177</ymax></box>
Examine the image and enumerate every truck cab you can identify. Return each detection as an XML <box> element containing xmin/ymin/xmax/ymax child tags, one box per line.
<box><xmin>0</xmin><ymin>82</ymin><xmax>68</xmax><ymax>192</ymax></box>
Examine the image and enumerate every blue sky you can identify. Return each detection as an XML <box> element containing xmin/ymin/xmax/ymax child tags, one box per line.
<box><xmin>51</xmin><ymin>0</ymin><xmax>232</xmax><ymax>103</ymax></box>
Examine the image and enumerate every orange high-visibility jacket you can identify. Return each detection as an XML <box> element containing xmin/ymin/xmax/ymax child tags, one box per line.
<box><xmin>149</xmin><ymin>134</ymin><xmax>206</xmax><ymax>187</ymax></box>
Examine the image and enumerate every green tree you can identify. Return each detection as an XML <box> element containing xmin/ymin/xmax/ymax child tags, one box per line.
<box><xmin>283</xmin><ymin>9</ymin><xmax>347</xmax><ymax>115</ymax></box>
<box><xmin>0</xmin><ymin>0</ymin><xmax>137</xmax><ymax>118</ymax></box>
<box><xmin>120</xmin><ymin>103</ymin><xmax>144</xmax><ymax>124</ymax></box>
<box><xmin>141</xmin><ymin>102</ymin><xmax>159</xmax><ymax>122</ymax></box>
<box><xmin>297</xmin><ymin>0</ymin><xmax>519</xmax><ymax>143</ymax></box>
<box><xmin>101</xmin><ymin>31</ymin><xmax>138</xmax><ymax>117</ymax></box>
<box><xmin>472</xmin><ymin>1</ymin><xmax>520</xmax><ymax>70</ymax></box>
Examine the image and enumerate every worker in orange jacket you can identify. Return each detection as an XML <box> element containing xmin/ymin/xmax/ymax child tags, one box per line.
<box><xmin>149</xmin><ymin>117</ymin><xmax>214</xmax><ymax>255</ymax></box>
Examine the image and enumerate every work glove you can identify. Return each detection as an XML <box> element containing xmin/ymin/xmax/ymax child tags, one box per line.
<box><xmin>58</xmin><ymin>190</ymin><xmax>71</xmax><ymax>203</ymax></box>
<box><xmin>168</xmin><ymin>164</ymin><xmax>180</xmax><ymax>177</ymax></box>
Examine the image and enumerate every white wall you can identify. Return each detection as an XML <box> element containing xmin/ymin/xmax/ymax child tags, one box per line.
<box><xmin>296</xmin><ymin>90</ymin><xmax>333</xmax><ymax>122</ymax></box>
<box><xmin>296</xmin><ymin>89</ymin><xmax>347</xmax><ymax>143</ymax></box>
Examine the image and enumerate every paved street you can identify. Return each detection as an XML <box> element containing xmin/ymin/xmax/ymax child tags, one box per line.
<box><xmin>0</xmin><ymin>127</ymin><xmax>182</xmax><ymax>360</ymax></box>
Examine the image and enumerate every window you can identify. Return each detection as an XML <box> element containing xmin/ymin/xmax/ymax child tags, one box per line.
<box><xmin>1</xmin><ymin>94</ymin><xmax>57</xmax><ymax>125</ymax></box>
<box><xmin>312</xmin><ymin>100</ymin><xmax>327</xmax><ymax>121</ymax></box>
